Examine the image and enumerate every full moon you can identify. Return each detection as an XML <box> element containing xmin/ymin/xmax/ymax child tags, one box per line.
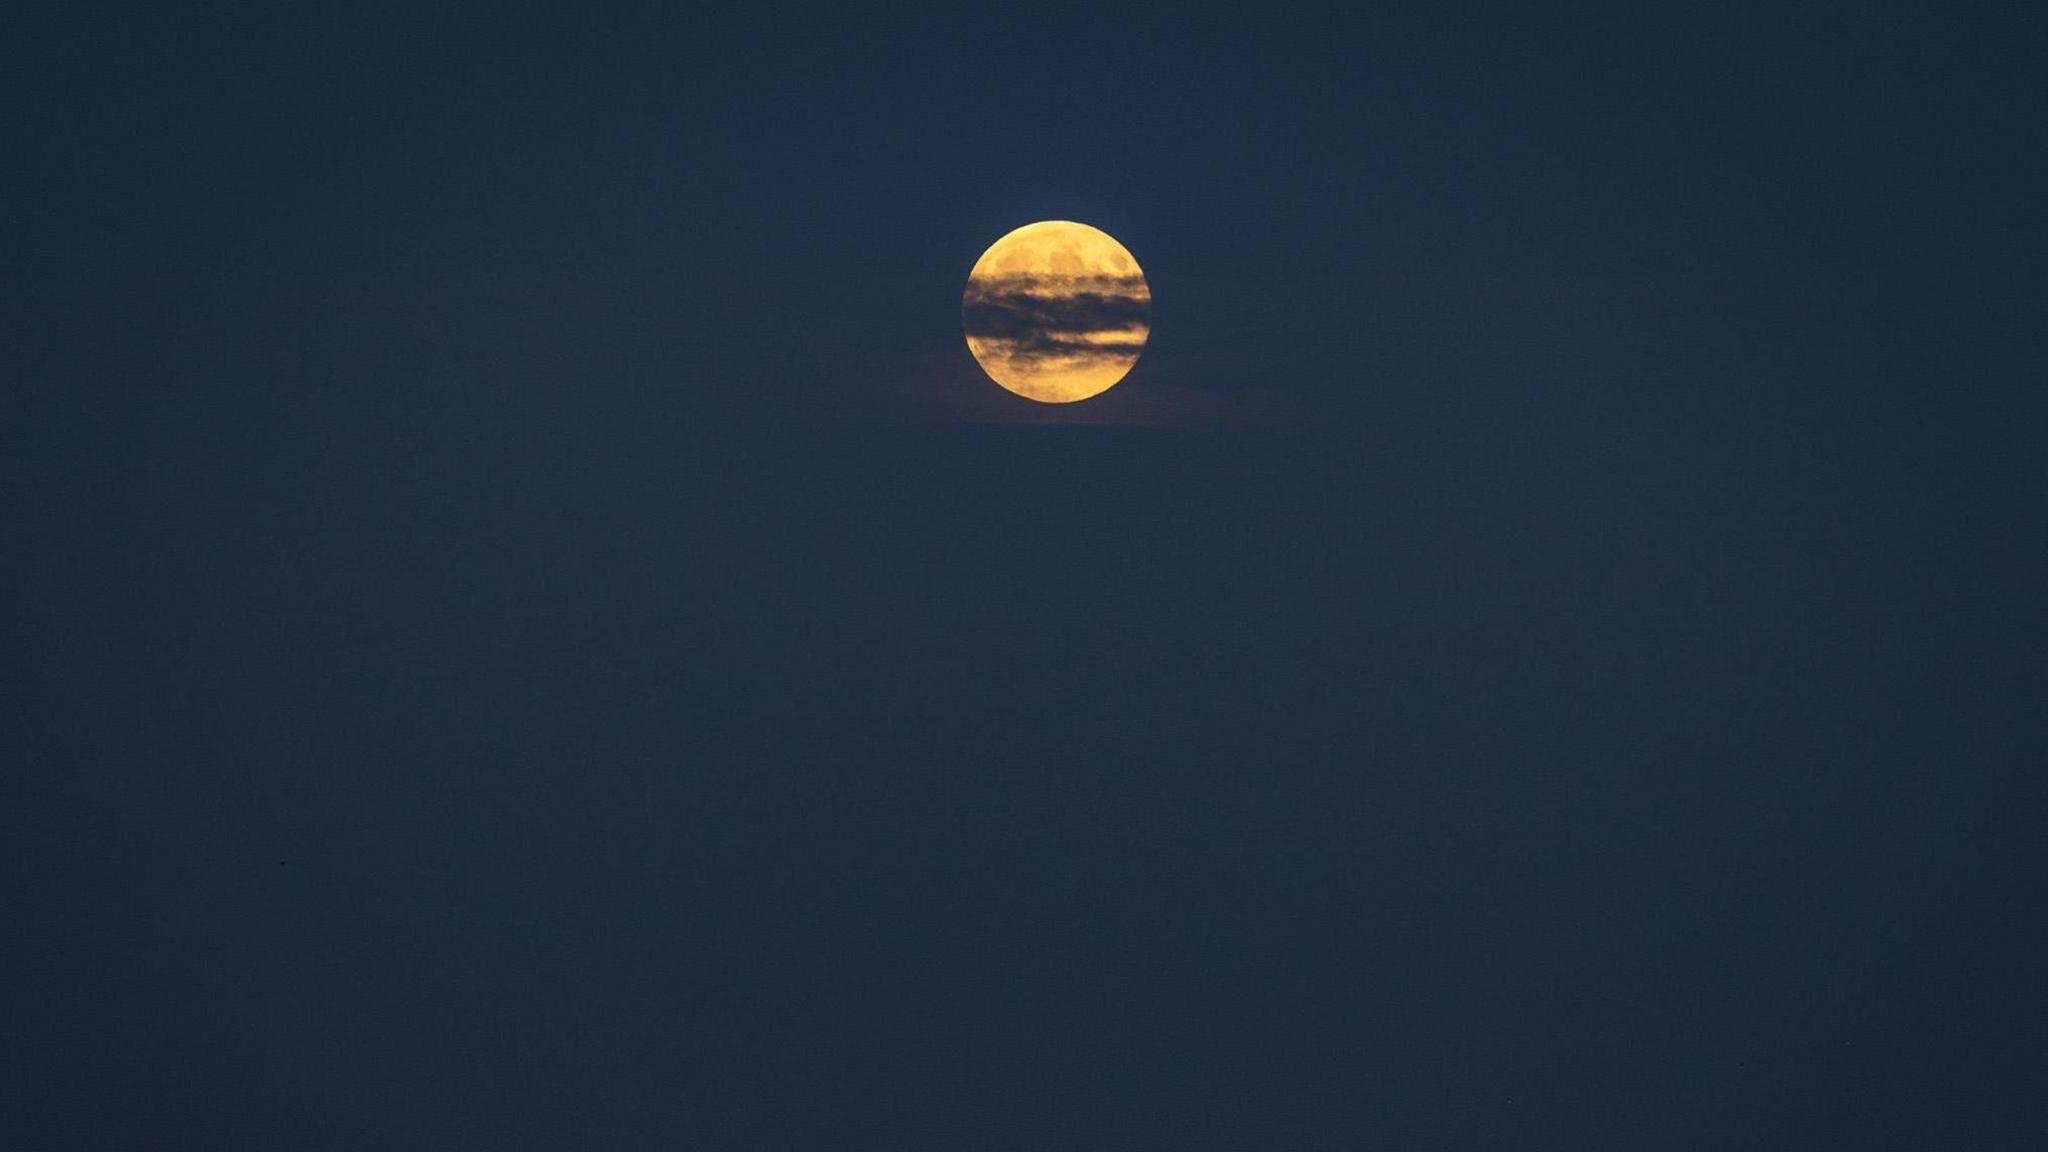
<box><xmin>962</xmin><ymin>221</ymin><xmax>1151</xmax><ymax>404</ymax></box>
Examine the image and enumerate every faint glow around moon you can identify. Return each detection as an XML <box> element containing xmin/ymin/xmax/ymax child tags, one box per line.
<box><xmin>962</xmin><ymin>221</ymin><xmax>1151</xmax><ymax>404</ymax></box>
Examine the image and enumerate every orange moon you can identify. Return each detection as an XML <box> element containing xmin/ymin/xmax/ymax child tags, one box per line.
<box><xmin>961</xmin><ymin>221</ymin><xmax>1151</xmax><ymax>404</ymax></box>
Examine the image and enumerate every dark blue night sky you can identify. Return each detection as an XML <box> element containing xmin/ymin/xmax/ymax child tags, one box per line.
<box><xmin>6</xmin><ymin>4</ymin><xmax>2045</xmax><ymax>1147</ymax></box>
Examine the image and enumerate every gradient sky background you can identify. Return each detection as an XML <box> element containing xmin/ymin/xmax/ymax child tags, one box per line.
<box><xmin>6</xmin><ymin>4</ymin><xmax>2046</xmax><ymax>1147</ymax></box>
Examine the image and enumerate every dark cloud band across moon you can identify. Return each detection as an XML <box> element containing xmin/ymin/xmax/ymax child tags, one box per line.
<box><xmin>962</xmin><ymin>276</ymin><xmax>1152</xmax><ymax>359</ymax></box>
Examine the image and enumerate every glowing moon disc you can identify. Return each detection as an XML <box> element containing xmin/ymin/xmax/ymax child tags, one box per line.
<box><xmin>962</xmin><ymin>221</ymin><xmax>1151</xmax><ymax>404</ymax></box>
